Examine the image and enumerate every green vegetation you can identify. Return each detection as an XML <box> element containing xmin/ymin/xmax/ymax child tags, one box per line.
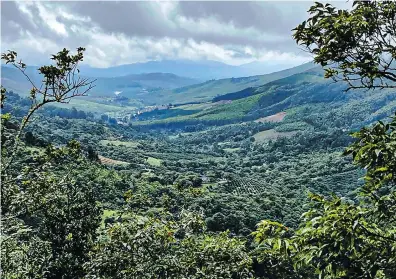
<box><xmin>51</xmin><ymin>98</ymin><xmax>138</xmax><ymax>113</ymax></box>
<box><xmin>147</xmin><ymin>61</ymin><xmax>317</xmax><ymax>104</ymax></box>
<box><xmin>99</xmin><ymin>139</ymin><xmax>140</xmax><ymax>148</ymax></box>
<box><xmin>101</xmin><ymin>209</ymin><xmax>118</xmax><ymax>227</ymax></box>
<box><xmin>2</xmin><ymin>2</ymin><xmax>396</xmax><ymax>278</ymax></box>
<box><xmin>146</xmin><ymin>156</ymin><xmax>162</xmax><ymax>166</ymax></box>
<box><xmin>252</xmin><ymin>129</ymin><xmax>296</xmax><ymax>143</ymax></box>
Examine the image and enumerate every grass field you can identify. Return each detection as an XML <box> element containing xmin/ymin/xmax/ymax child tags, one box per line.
<box><xmin>223</xmin><ymin>147</ymin><xmax>241</xmax><ymax>153</ymax></box>
<box><xmin>51</xmin><ymin>98</ymin><xmax>137</xmax><ymax>114</ymax></box>
<box><xmin>223</xmin><ymin>147</ymin><xmax>240</xmax><ymax>153</ymax></box>
<box><xmin>132</xmin><ymin>93</ymin><xmax>263</xmax><ymax>126</ymax></box>
<box><xmin>174</xmin><ymin>103</ymin><xmax>215</xmax><ymax>110</ymax></box>
<box><xmin>146</xmin><ymin>157</ymin><xmax>162</xmax><ymax>166</ymax></box>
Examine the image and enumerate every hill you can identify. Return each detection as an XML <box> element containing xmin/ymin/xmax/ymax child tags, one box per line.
<box><xmin>1</xmin><ymin>62</ymin><xmax>317</xmax><ymax>109</ymax></box>
<box><xmin>131</xmin><ymin>66</ymin><xmax>396</xmax><ymax>130</ymax></box>
<box><xmin>138</xmin><ymin>61</ymin><xmax>317</xmax><ymax>105</ymax></box>
<box><xmin>4</xmin><ymin>55</ymin><xmax>395</xmax><ymax>279</ymax></box>
<box><xmin>88</xmin><ymin>72</ymin><xmax>200</xmax><ymax>98</ymax></box>
<box><xmin>1</xmin><ymin>65</ymin><xmax>200</xmax><ymax>100</ymax></box>
<box><xmin>78</xmin><ymin>59</ymin><xmax>306</xmax><ymax>80</ymax></box>
<box><xmin>0</xmin><ymin>65</ymin><xmax>43</xmax><ymax>95</ymax></box>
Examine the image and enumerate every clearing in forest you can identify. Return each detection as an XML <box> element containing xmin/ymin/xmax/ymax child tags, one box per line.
<box><xmin>100</xmin><ymin>140</ymin><xmax>140</xmax><ymax>148</ymax></box>
<box><xmin>254</xmin><ymin>112</ymin><xmax>287</xmax><ymax>123</ymax></box>
<box><xmin>223</xmin><ymin>147</ymin><xmax>240</xmax><ymax>153</ymax></box>
<box><xmin>146</xmin><ymin>156</ymin><xmax>162</xmax><ymax>166</ymax></box>
<box><xmin>98</xmin><ymin>155</ymin><xmax>129</xmax><ymax>165</ymax></box>
<box><xmin>253</xmin><ymin>129</ymin><xmax>297</xmax><ymax>143</ymax></box>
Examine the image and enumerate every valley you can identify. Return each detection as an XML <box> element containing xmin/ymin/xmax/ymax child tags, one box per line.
<box><xmin>4</xmin><ymin>58</ymin><xmax>393</xmax><ymax>233</ymax></box>
<box><xmin>3</xmin><ymin>1</ymin><xmax>396</xmax><ymax>278</ymax></box>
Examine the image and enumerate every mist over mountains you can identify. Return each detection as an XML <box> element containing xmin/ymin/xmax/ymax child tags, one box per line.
<box><xmin>76</xmin><ymin>59</ymin><xmax>305</xmax><ymax>80</ymax></box>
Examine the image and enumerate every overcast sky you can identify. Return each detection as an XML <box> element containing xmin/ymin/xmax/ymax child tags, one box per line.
<box><xmin>1</xmin><ymin>1</ymin><xmax>351</xmax><ymax>68</ymax></box>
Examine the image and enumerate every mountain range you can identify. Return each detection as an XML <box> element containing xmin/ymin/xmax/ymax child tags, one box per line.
<box><xmin>78</xmin><ymin>59</ymin><xmax>303</xmax><ymax>80</ymax></box>
<box><xmin>1</xmin><ymin>60</ymin><xmax>316</xmax><ymax>108</ymax></box>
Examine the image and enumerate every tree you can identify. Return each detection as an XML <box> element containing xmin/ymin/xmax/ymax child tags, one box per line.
<box><xmin>85</xmin><ymin>211</ymin><xmax>253</xmax><ymax>279</ymax></box>
<box><xmin>25</xmin><ymin>131</ymin><xmax>35</xmax><ymax>145</ymax></box>
<box><xmin>293</xmin><ymin>1</ymin><xmax>396</xmax><ymax>91</ymax></box>
<box><xmin>87</xmin><ymin>145</ymin><xmax>99</xmax><ymax>162</ymax></box>
<box><xmin>1</xmin><ymin>48</ymin><xmax>95</xmax><ymax>172</ymax></box>
<box><xmin>253</xmin><ymin>2</ymin><xmax>396</xmax><ymax>279</ymax></box>
<box><xmin>1</xmin><ymin>48</ymin><xmax>100</xmax><ymax>278</ymax></box>
<box><xmin>101</xmin><ymin>114</ymin><xmax>109</xmax><ymax>122</ymax></box>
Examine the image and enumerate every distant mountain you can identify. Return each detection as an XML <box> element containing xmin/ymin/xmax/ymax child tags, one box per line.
<box><xmin>1</xmin><ymin>61</ymin><xmax>319</xmax><ymax>110</ymax></box>
<box><xmin>77</xmin><ymin>59</ymin><xmax>306</xmax><ymax>80</ymax></box>
<box><xmin>1</xmin><ymin>65</ymin><xmax>43</xmax><ymax>95</ymax></box>
<box><xmin>1</xmin><ymin>66</ymin><xmax>200</xmax><ymax>98</ymax></box>
<box><xmin>90</xmin><ymin>72</ymin><xmax>200</xmax><ymax>98</ymax></box>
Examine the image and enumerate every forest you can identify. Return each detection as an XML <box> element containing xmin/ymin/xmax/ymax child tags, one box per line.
<box><xmin>1</xmin><ymin>1</ymin><xmax>396</xmax><ymax>279</ymax></box>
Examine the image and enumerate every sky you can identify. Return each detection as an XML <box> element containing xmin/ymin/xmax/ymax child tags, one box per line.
<box><xmin>1</xmin><ymin>1</ymin><xmax>352</xmax><ymax>68</ymax></box>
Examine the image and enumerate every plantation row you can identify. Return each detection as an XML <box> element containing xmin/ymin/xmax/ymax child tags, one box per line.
<box><xmin>224</xmin><ymin>176</ymin><xmax>268</xmax><ymax>195</ymax></box>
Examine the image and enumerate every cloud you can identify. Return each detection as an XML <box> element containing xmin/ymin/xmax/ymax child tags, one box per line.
<box><xmin>178</xmin><ymin>2</ymin><xmax>291</xmax><ymax>34</ymax></box>
<box><xmin>1</xmin><ymin>1</ymin><xmax>351</xmax><ymax>68</ymax></box>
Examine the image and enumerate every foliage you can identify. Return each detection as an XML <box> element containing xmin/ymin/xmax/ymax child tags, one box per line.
<box><xmin>253</xmin><ymin>135</ymin><xmax>396</xmax><ymax>277</ymax></box>
<box><xmin>252</xmin><ymin>2</ymin><xmax>396</xmax><ymax>279</ymax></box>
<box><xmin>3</xmin><ymin>2</ymin><xmax>396</xmax><ymax>276</ymax></box>
<box><xmin>85</xmin><ymin>211</ymin><xmax>253</xmax><ymax>279</ymax></box>
<box><xmin>293</xmin><ymin>1</ymin><xmax>396</xmax><ymax>90</ymax></box>
<box><xmin>1</xmin><ymin>49</ymin><xmax>100</xmax><ymax>279</ymax></box>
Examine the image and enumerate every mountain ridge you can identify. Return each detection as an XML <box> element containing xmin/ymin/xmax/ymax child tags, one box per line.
<box><xmin>1</xmin><ymin>61</ymin><xmax>317</xmax><ymax>107</ymax></box>
<box><xmin>75</xmin><ymin>59</ymin><xmax>311</xmax><ymax>80</ymax></box>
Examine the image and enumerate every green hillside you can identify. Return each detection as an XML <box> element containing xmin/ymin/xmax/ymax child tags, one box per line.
<box><xmin>131</xmin><ymin>67</ymin><xmax>396</xmax><ymax>129</ymax></box>
<box><xmin>2</xmin><ymin>62</ymin><xmax>316</xmax><ymax>108</ymax></box>
<box><xmin>4</xmin><ymin>1</ymin><xmax>396</xmax><ymax>278</ymax></box>
<box><xmin>142</xmin><ymin>61</ymin><xmax>317</xmax><ymax>105</ymax></box>
<box><xmin>1</xmin><ymin>62</ymin><xmax>318</xmax><ymax>114</ymax></box>
<box><xmin>4</xmin><ymin>57</ymin><xmax>396</xmax><ymax>279</ymax></box>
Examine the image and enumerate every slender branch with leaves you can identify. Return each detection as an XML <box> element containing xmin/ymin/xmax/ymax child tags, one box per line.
<box><xmin>1</xmin><ymin>47</ymin><xmax>95</xmax><ymax>172</ymax></box>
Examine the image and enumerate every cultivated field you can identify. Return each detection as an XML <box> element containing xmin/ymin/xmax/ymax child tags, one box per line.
<box><xmin>98</xmin><ymin>155</ymin><xmax>129</xmax><ymax>166</ymax></box>
<box><xmin>254</xmin><ymin>112</ymin><xmax>287</xmax><ymax>123</ymax></box>
<box><xmin>223</xmin><ymin>176</ymin><xmax>268</xmax><ymax>195</ymax></box>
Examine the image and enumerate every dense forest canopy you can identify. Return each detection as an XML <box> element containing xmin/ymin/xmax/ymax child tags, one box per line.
<box><xmin>1</xmin><ymin>1</ymin><xmax>396</xmax><ymax>278</ymax></box>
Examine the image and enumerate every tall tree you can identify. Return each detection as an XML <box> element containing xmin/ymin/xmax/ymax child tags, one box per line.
<box><xmin>254</xmin><ymin>2</ymin><xmax>396</xmax><ymax>279</ymax></box>
<box><xmin>1</xmin><ymin>48</ymin><xmax>100</xmax><ymax>278</ymax></box>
